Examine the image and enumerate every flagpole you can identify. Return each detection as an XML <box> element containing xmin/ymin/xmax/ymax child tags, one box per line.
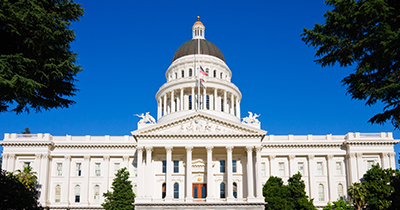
<box><xmin>197</xmin><ymin>38</ymin><xmax>201</xmax><ymax>111</ymax></box>
<box><xmin>194</xmin><ymin>44</ymin><xmax>197</xmax><ymax>112</ymax></box>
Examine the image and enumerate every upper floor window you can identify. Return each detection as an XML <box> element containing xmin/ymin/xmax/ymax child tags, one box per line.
<box><xmin>220</xmin><ymin>72</ymin><xmax>223</xmax><ymax>79</ymax></box>
<box><xmin>114</xmin><ymin>163</ymin><xmax>120</xmax><ymax>174</ymax></box>
<box><xmin>317</xmin><ymin>162</ymin><xmax>323</xmax><ymax>175</ymax></box>
<box><xmin>213</xmin><ymin>70</ymin><xmax>216</xmax><ymax>77</ymax></box>
<box><xmin>55</xmin><ymin>185</ymin><xmax>61</xmax><ymax>203</ymax></box>
<box><xmin>298</xmin><ymin>162</ymin><xmax>304</xmax><ymax>175</ymax></box>
<box><xmin>261</xmin><ymin>162</ymin><xmax>266</xmax><ymax>176</ymax></box>
<box><xmin>133</xmin><ymin>159</ymin><xmax>137</xmax><ymax>177</ymax></box>
<box><xmin>220</xmin><ymin>182</ymin><xmax>226</xmax><ymax>198</ymax></box>
<box><xmin>232</xmin><ymin>160</ymin><xmax>237</xmax><ymax>173</ymax></box>
<box><xmin>162</xmin><ymin>160</ymin><xmax>166</xmax><ymax>173</ymax></box>
<box><xmin>206</xmin><ymin>95</ymin><xmax>210</xmax><ymax>110</ymax></box>
<box><xmin>57</xmin><ymin>163</ymin><xmax>62</xmax><ymax>176</ymax></box>
<box><xmin>162</xmin><ymin>183</ymin><xmax>166</xmax><ymax>199</ymax></box>
<box><xmin>337</xmin><ymin>184</ymin><xmax>344</xmax><ymax>200</ymax></box>
<box><xmin>189</xmin><ymin>95</ymin><xmax>193</xmax><ymax>110</ymax></box>
<box><xmin>221</xmin><ymin>99</ymin><xmax>224</xmax><ymax>112</ymax></box>
<box><xmin>189</xmin><ymin>69</ymin><xmax>193</xmax><ymax>77</ymax></box>
<box><xmin>175</xmin><ymin>72</ymin><xmax>177</xmax><ymax>79</ymax></box>
<box><xmin>24</xmin><ymin>162</ymin><xmax>30</xmax><ymax>167</ymax></box>
<box><xmin>233</xmin><ymin>182</ymin><xmax>237</xmax><ymax>198</ymax></box>
<box><xmin>220</xmin><ymin>160</ymin><xmax>225</xmax><ymax>173</ymax></box>
<box><xmin>206</xmin><ymin>69</ymin><xmax>209</xmax><ymax>76</ymax></box>
<box><xmin>94</xmin><ymin>185</ymin><xmax>100</xmax><ymax>202</ymax></box>
<box><xmin>367</xmin><ymin>160</ymin><xmax>374</xmax><ymax>170</ymax></box>
<box><xmin>336</xmin><ymin>162</ymin><xmax>342</xmax><ymax>175</ymax></box>
<box><xmin>76</xmin><ymin>163</ymin><xmax>82</xmax><ymax>176</ymax></box>
<box><xmin>174</xmin><ymin>160</ymin><xmax>179</xmax><ymax>173</ymax></box>
<box><xmin>181</xmin><ymin>70</ymin><xmax>184</xmax><ymax>78</ymax></box>
<box><xmin>174</xmin><ymin>182</ymin><xmax>179</xmax><ymax>199</ymax></box>
<box><xmin>95</xmin><ymin>163</ymin><xmax>101</xmax><ymax>176</ymax></box>
<box><xmin>75</xmin><ymin>185</ymin><xmax>81</xmax><ymax>203</ymax></box>
<box><xmin>318</xmin><ymin>184</ymin><xmax>324</xmax><ymax>201</ymax></box>
<box><xmin>279</xmin><ymin>162</ymin><xmax>285</xmax><ymax>176</ymax></box>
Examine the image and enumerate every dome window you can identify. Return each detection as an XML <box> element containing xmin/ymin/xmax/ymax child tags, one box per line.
<box><xmin>181</xmin><ymin>70</ymin><xmax>184</xmax><ymax>78</ymax></box>
<box><xmin>189</xmin><ymin>69</ymin><xmax>193</xmax><ymax>77</ymax></box>
<box><xmin>213</xmin><ymin>70</ymin><xmax>216</xmax><ymax>78</ymax></box>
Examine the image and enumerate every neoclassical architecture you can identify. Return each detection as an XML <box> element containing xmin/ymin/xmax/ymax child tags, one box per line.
<box><xmin>1</xmin><ymin>17</ymin><xmax>398</xmax><ymax>210</ymax></box>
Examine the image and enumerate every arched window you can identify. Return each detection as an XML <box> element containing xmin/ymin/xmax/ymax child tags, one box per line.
<box><xmin>75</xmin><ymin>185</ymin><xmax>80</xmax><ymax>203</ymax></box>
<box><xmin>189</xmin><ymin>69</ymin><xmax>193</xmax><ymax>77</ymax></box>
<box><xmin>175</xmin><ymin>72</ymin><xmax>177</xmax><ymax>79</ymax></box>
<box><xmin>233</xmin><ymin>182</ymin><xmax>237</xmax><ymax>198</ymax></box>
<box><xmin>189</xmin><ymin>95</ymin><xmax>192</xmax><ymax>110</ymax></box>
<box><xmin>134</xmin><ymin>185</ymin><xmax>137</xmax><ymax>194</ymax></box>
<box><xmin>201</xmin><ymin>185</ymin><xmax>206</xmax><ymax>198</ymax></box>
<box><xmin>337</xmin><ymin>184</ymin><xmax>344</xmax><ymax>200</ymax></box>
<box><xmin>220</xmin><ymin>182</ymin><xmax>226</xmax><ymax>198</ymax></box>
<box><xmin>220</xmin><ymin>72</ymin><xmax>223</xmax><ymax>79</ymax></box>
<box><xmin>94</xmin><ymin>185</ymin><xmax>100</xmax><ymax>202</ymax></box>
<box><xmin>181</xmin><ymin>70</ymin><xmax>184</xmax><ymax>78</ymax></box>
<box><xmin>55</xmin><ymin>185</ymin><xmax>61</xmax><ymax>203</ymax></box>
<box><xmin>174</xmin><ymin>183</ymin><xmax>179</xmax><ymax>199</ymax></box>
<box><xmin>162</xmin><ymin>183</ymin><xmax>166</xmax><ymax>199</ymax></box>
<box><xmin>318</xmin><ymin>184</ymin><xmax>324</xmax><ymax>201</ymax></box>
<box><xmin>194</xmin><ymin>185</ymin><xmax>198</xmax><ymax>198</ymax></box>
<box><xmin>221</xmin><ymin>99</ymin><xmax>224</xmax><ymax>112</ymax></box>
<box><xmin>213</xmin><ymin>70</ymin><xmax>216</xmax><ymax>78</ymax></box>
<box><xmin>206</xmin><ymin>95</ymin><xmax>209</xmax><ymax>110</ymax></box>
<box><xmin>206</xmin><ymin>68</ymin><xmax>209</xmax><ymax>76</ymax></box>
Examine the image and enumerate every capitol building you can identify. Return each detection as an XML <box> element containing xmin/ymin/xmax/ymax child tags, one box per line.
<box><xmin>1</xmin><ymin>17</ymin><xmax>398</xmax><ymax>210</ymax></box>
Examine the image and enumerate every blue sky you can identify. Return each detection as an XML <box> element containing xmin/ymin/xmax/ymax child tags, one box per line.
<box><xmin>1</xmin><ymin>0</ymin><xmax>399</xmax><ymax>168</ymax></box>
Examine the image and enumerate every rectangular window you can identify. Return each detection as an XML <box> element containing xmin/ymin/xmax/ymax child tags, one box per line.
<box><xmin>24</xmin><ymin>162</ymin><xmax>30</xmax><ymax>167</ymax></box>
<box><xmin>206</xmin><ymin>95</ymin><xmax>210</xmax><ymax>110</ymax></box>
<box><xmin>174</xmin><ymin>160</ymin><xmax>179</xmax><ymax>173</ymax></box>
<box><xmin>181</xmin><ymin>71</ymin><xmax>184</xmax><ymax>78</ymax></box>
<box><xmin>76</xmin><ymin>163</ymin><xmax>82</xmax><ymax>176</ymax></box>
<box><xmin>261</xmin><ymin>162</ymin><xmax>265</xmax><ymax>176</ymax></box>
<box><xmin>298</xmin><ymin>162</ymin><xmax>304</xmax><ymax>175</ymax></box>
<box><xmin>336</xmin><ymin>162</ymin><xmax>342</xmax><ymax>175</ymax></box>
<box><xmin>162</xmin><ymin>160</ymin><xmax>166</xmax><ymax>173</ymax></box>
<box><xmin>57</xmin><ymin>163</ymin><xmax>63</xmax><ymax>176</ymax></box>
<box><xmin>317</xmin><ymin>162</ymin><xmax>323</xmax><ymax>175</ymax></box>
<box><xmin>133</xmin><ymin>160</ymin><xmax>137</xmax><ymax>177</ymax></box>
<box><xmin>221</xmin><ymin>99</ymin><xmax>224</xmax><ymax>112</ymax></box>
<box><xmin>114</xmin><ymin>163</ymin><xmax>120</xmax><ymax>174</ymax></box>
<box><xmin>95</xmin><ymin>163</ymin><xmax>101</xmax><ymax>176</ymax></box>
<box><xmin>232</xmin><ymin>160</ymin><xmax>237</xmax><ymax>173</ymax></box>
<box><xmin>189</xmin><ymin>95</ymin><xmax>192</xmax><ymax>110</ymax></box>
<box><xmin>220</xmin><ymin>160</ymin><xmax>225</xmax><ymax>173</ymax></box>
<box><xmin>367</xmin><ymin>160</ymin><xmax>374</xmax><ymax>170</ymax></box>
<box><xmin>279</xmin><ymin>162</ymin><xmax>285</xmax><ymax>176</ymax></box>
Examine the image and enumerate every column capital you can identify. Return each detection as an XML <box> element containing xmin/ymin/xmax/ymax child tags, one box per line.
<box><xmin>389</xmin><ymin>152</ymin><xmax>396</xmax><ymax>158</ymax></box>
<box><xmin>42</xmin><ymin>154</ymin><xmax>49</xmax><ymax>159</ymax></box>
<box><xmin>327</xmin><ymin>154</ymin><xmax>334</xmax><ymax>160</ymax></box>
<box><xmin>123</xmin><ymin>155</ymin><xmax>130</xmax><ymax>161</ymax></box>
<box><xmin>381</xmin><ymin>152</ymin><xmax>389</xmax><ymax>158</ymax></box>
<box><xmin>246</xmin><ymin>145</ymin><xmax>254</xmax><ymax>152</ymax></box>
<box><xmin>255</xmin><ymin>146</ymin><xmax>263</xmax><ymax>153</ymax></box>
<box><xmin>84</xmin><ymin>155</ymin><xmax>90</xmax><ymax>161</ymax></box>
<box><xmin>145</xmin><ymin>146</ymin><xmax>153</xmax><ymax>152</ymax></box>
<box><xmin>289</xmin><ymin>154</ymin><xmax>295</xmax><ymax>160</ymax></box>
<box><xmin>346</xmin><ymin>153</ymin><xmax>356</xmax><ymax>158</ymax></box>
<box><xmin>136</xmin><ymin>146</ymin><xmax>144</xmax><ymax>152</ymax></box>
<box><xmin>269</xmin><ymin>154</ymin><xmax>276</xmax><ymax>160</ymax></box>
<box><xmin>103</xmin><ymin>155</ymin><xmax>110</xmax><ymax>161</ymax></box>
<box><xmin>2</xmin><ymin>153</ymin><xmax>9</xmax><ymax>159</ymax></box>
<box><xmin>64</xmin><ymin>155</ymin><xmax>71</xmax><ymax>160</ymax></box>
<box><xmin>165</xmin><ymin>146</ymin><xmax>173</xmax><ymax>152</ymax></box>
<box><xmin>308</xmin><ymin>154</ymin><xmax>315</xmax><ymax>160</ymax></box>
<box><xmin>185</xmin><ymin>146</ymin><xmax>194</xmax><ymax>152</ymax></box>
<box><xmin>35</xmin><ymin>154</ymin><xmax>42</xmax><ymax>159</ymax></box>
<box><xmin>226</xmin><ymin>145</ymin><xmax>234</xmax><ymax>152</ymax></box>
<box><xmin>205</xmin><ymin>145</ymin><xmax>213</xmax><ymax>151</ymax></box>
<box><xmin>356</xmin><ymin>152</ymin><xmax>363</xmax><ymax>158</ymax></box>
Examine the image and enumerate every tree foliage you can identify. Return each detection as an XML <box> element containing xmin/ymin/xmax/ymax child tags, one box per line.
<box><xmin>301</xmin><ymin>0</ymin><xmax>400</xmax><ymax>129</ymax></box>
<box><xmin>15</xmin><ymin>165</ymin><xmax>38</xmax><ymax>192</ymax></box>
<box><xmin>0</xmin><ymin>0</ymin><xmax>84</xmax><ymax>113</ymax></box>
<box><xmin>347</xmin><ymin>182</ymin><xmax>366</xmax><ymax>210</ymax></box>
<box><xmin>323</xmin><ymin>199</ymin><xmax>355</xmax><ymax>210</ymax></box>
<box><xmin>263</xmin><ymin>173</ymin><xmax>316</xmax><ymax>210</ymax></box>
<box><xmin>0</xmin><ymin>169</ymin><xmax>43</xmax><ymax>209</ymax></box>
<box><xmin>102</xmin><ymin>167</ymin><xmax>135</xmax><ymax>210</ymax></box>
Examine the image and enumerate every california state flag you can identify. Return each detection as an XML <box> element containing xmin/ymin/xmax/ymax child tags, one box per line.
<box><xmin>199</xmin><ymin>66</ymin><xmax>207</xmax><ymax>82</ymax></box>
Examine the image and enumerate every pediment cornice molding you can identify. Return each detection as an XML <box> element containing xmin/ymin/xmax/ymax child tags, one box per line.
<box><xmin>0</xmin><ymin>141</ymin><xmax>54</xmax><ymax>148</ymax></box>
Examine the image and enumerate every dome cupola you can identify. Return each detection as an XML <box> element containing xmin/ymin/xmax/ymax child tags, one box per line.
<box><xmin>192</xmin><ymin>16</ymin><xmax>205</xmax><ymax>39</ymax></box>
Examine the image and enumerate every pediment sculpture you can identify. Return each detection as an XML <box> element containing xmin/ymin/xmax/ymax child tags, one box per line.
<box><xmin>135</xmin><ymin>112</ymin><xmax>156</xmax><ymax>124</ymax></box>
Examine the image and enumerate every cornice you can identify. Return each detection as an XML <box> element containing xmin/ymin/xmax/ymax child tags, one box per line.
<box><xmin>0</xmin><ymin>141</ymin><xmax>54</xmax><ymax>147</ymax></box>
<box><xmin>135</xmin><ymin>133</ymin><xmax>265</xmax><ymax>139</ymax></box>
<box><xmin>344</xmin><ymin>140</ymin><xmax>397</xmax><ymax>146</ymax></box>
<box><xmin>54</xmin><ymin>143</ymin><xmax>136</xmax><ymax>149</ymax></box>
<box><xmin>262</xmin><ymin>142</ymin><xmax>343</xmax><ymax>149</ymax></box>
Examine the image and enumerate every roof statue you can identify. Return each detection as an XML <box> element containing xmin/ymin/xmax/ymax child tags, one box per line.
<box><xmin>135</xmin><ymin>112</ymin><xmax>156</xmax><ymax>124</ymax></box>
<box><xmin>242</xmin><ymin>111</ymin><xmax>261</xmax><ymax>125</ymax></box>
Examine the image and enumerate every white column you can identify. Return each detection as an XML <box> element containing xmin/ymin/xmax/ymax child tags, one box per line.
<box><xmin>347</xmin><ymin>153</ymin><xmax>358</xmax><ymax>184</ymax></box>
<box><xmin>123</xmin><ymin>155</ymin><xmax>130</xmax><ymax>170</ymax></box>
<box><xmin>176</xmin><ymin>93</ymin><xmax>180</xmax><ymax>112</ymax></box>
<box><xmin>214</xmin><ymin>88</ymin><xmax>218</xmax><ymax>111</ymax></box>
<box><xmin>327</xmin><ymin>155</ymin><xmax>335</xmax><ymax>202</ymax></box>
<box><xmin>180</xmin><ymin>88</ymin><xmax>184</xmax><ymax>111</ymax></box>
<box><xmin>246</xmin><ymin>146</ymin><xmax>254</xmax><ymax>199</ymax></box>
<box><xmin>203</xmin><ymin>86</ymin><xmax>206</xmax><ymax>110</ymax></box>
<box><xmin>356</xmin><ymin>152</ymin><xmax>363</xmax><ymax>180</ymax></box>
<box><xmin>235</xmin><ymin>97</ymin><xmax>240</xmax><ymax>118</ymax></box>
<box><xmin>230</xmin><ymin>94</ymin><xmax>234</xmax><ymax>114</ymax></box>
<box><xmin>65</xmin><ymin>155</ymin><xmax>71</xmax><ymax>204</ymax></box>
<box><xmin>171</xmin><ymin>91</ymin><xmax>175</xmax><ymax>113</ymax></box>
<box><xmin>84</xmin><ymin>155</ymin><xmax>90</xmax><ymax>205</ymax></box>
<box><xmin>136</xmin><ymin>148</ymin><xmax>144</xmax><ymax>199</ymax></box>
<box><xmin>185</xmin><ymin>146</ymin><xmax>193</xmax><ymax>202</ymax></box>
<box><xmin>226</xmin><ymin>146</ymin><xmax>234</xmax><ymax>201</ymax></box>
<box><xmin>145</xmin><ymin>146</ymin><xmax>153</xmax><ymax>199</ymax></box>
<box><xmin>289</xmin><ymin>154</ymin><xmax>295</xmax><ymax>176</ymax></box>
<box><xmin>382</xmin><ymin>152</ymin><xmax>390</xmax><ymax>169</ymax></box>
<box><xmin>158</xmin><ymin>98</ymin><xmax>161</xmax><ymax>120</ymax></box>
<box><xmin>255</xmin><ymin>146</ymin><xmax>263</xmax><ymax>199</ymax></box>
<box><xmin>389</xmin><ymin>152</ymin><xmax>396</xmax><ymax>168</ymax></box>
<box><xmin>163</xmin><ymin>94</ymin><xmax>167</xmax><ymax>116</ymax></box>
<box><xmin>308</xmin><ymin>155</ymin><xmax>315</xmax><ymax>199</ymax></box>
<box><xmin>269</xmin><ymin>155</ymin><xmax>276</xmax><ymax>176</ymax></box>
<box><xmin>103</xmin><ymin>155</ymin><xmax>110</xmax><ymax>190</ymax></box>
<box><xmin>223</xmin><ymin>90</ymin><xmax>227</xmax><ymax>113</ymax></box>
<box><xmin>40</xmin><ymin>154</ymin><xmax>50</xmax><ymax>205</ymax></box>
<box><xmin>8</xmin><ymin>154</ymin><xmax>15</xmax><ymax>172</ymax></box>
<box><xmin>2</xmin><ymin>154</ymin><xmax>9</xmax><ymax>171</ymax></box>
<box><xmin>205</xmin><ymin>146</ymin><xmax>214</xmax><ymax>201</ymax></box>
<box><xmin>165</xmin><ymin>146</ymin><xmax>173</xmax><ymax>201</ymax></box>
<box><xmin>191</xmin><ymin>87</ymin><xmax>195</xmax><ymax>110</ymax></box>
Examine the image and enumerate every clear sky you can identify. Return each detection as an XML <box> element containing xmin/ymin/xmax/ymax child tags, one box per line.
<box><xmin>1</xmin><ymin>0</ymin><xmax>399</xmax><ymax>168</ymax></box>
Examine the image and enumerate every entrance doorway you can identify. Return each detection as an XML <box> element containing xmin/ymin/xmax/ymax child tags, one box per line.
<box><xmin>193</xmin><ymin>184</ymin><xmax>207</xmax><ymax>198</ymax></box>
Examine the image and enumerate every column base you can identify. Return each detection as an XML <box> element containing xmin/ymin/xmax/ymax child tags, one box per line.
<box><xmin>185</xmin><ymin>197</ymin><xmax>193</xmax><ymax>202</ymax></box>
<box><xmin>226</xmin><ymin>197</ymin><xmax>235</xmax><ymax>202</ymax></box>
<box><xmin>206</xmin><ymin>197</ymin><xmax>215</xmax><ymax>202</ymax></box>
<box><xmin>247</xmin><ymin>197</ymin><xmax>258</xmax><ymax>202</ymax></box>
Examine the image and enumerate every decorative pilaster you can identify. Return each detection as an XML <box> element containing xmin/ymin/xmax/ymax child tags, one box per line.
<box><xmin>203</xmin><ymin>86</ymin><xmax>206</xmax><ymax>110</ymax></box>
<box><xmin>191</xmin><ymin>87</ymin><xmax>195</xmax><ymax>110</ymax></box>
<box><xmin>158</xmin><ymin>98</ymin><xmax>161</xmax><ymax>120</ymax></box>
<box><xmin>206</xmin><ymin>146</ymin><xmax>214</xmax><ymax>201</ymax></box>
<box><xmin>269</xmin><ymin>155</ymin><xmax>276</xmax><ymax>176</ymax></box>
<box><xmin>226</xmin><ymin>145</ymin><xmax>234</xmax><ymax>201</ymax></box>
<box><xmin>163</xmin><ymin>94</ymin><xmax>167</xmax><ymax>115</ymax></box>
<box><xmin>236</xmin><ymin>97</ymin><xmax>240</xmax><ymax>119</ymax></box>
<box><xmin>165</xmin><ymin>146</ymin><xmax>173</xmax><ymax>201</ymax></box>
<box><xmin>8</xmin><ymin>154</ymin><xmax>15</xmax><ymax>172</ymax></box>
<box><xmin>356</xmin><ymin>152</ymin><xmax>363</xmax><ymax>180</ymax></box>
<box><xmin>308</xmin><ymin>154</ymin><xmax>315</xmax><ymax>199</ymax></box>
<box><xmin>171</xmin><ymin>91</ymin><xmax>175</xmax><ymax>113</ymax></box>
<box><xmin>185</xmin><ymin>146</ymin><xmax>193</xmax><ymax>202</ymax></box>
<box><xmin>65</xmin><ymin>155</ymin><xmax>71</xmax><ymax>204</ymax></box>
<box><xmin>136</xmin><ymin>148</ymin><xmax>144</xmax><ymax>199</ymax></box>
<box><xmin>145</xmin><ymin>146</ymin><xmax>153</xmax><ymax>200</ymax></box>
<box><xmin>2</xmin><ymin>154</ymin><xmax>9</xmax><ymax>171</ymax></box>
<box><xmin>289</xmin><ymin>154</ymin><xmax>296</xmax><ymax>176</ymax></box>
<box><xmin>389</xmin><ymin>152</ymin><xmax>396</xmax><ymax>169</ymax></box>
<box><xmin>214</xmin><ymin>88</ymin><xmax>218</xmax><ymax>111</ymax></box>
<box><xmin>246</xmin><ymin>146</ymin><xmax>254</xmax><ymax>200</ymax></box>
<box><xmin>180</xmin><ymin>88</ymin><xmax>184</xmax><ymax>111</ymax></box>
<box><xmin>255</xmin><ymin>146</ymin><xmax>263</xmax><ymax>199</ymax></box>
<box><xmin>230</xmin><ymin>94</ymin><xmax>234</xmax><ymax>114</ymax></box>
<box><xmin>347</xmin><ymin>153</ymin><xmax>358</xmax><ymax>184</ymax></box>
<box><xmin>103</xmin><ymin>155</ymin><xmax>110</xmax><ymax>193</ymax></box>
<box><xmin>223</xmin><ymin>90</ymin><xmax>227</xmax><ymax>113</ymax></box>
<box><xmin>327</xmin><ymin>154</ymin><xmax>335</xmax><ymax>202</ymax></box>
<box><xmin>381</xmin><ymin>152</ymin><xmax>390</xmax><ymax>169</ymax></box>
<box><xmin>84</xmin><ymin>155</ymin><xmax>90</xmax><ymax>205</ymax></box>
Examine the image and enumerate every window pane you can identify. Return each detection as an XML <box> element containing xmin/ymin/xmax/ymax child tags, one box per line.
<box><xmin>367</xmin><ymin>160</ymin><xmax>374</xmax><ymax>170</ymax></box>
<box><xmin>162</xmin><ymin>160</ymin><xmax>166</xmax><ymax>173</ymax></box>
<box><xmin>317</xmin><ymin>162</ymin><xmax>323</xmax><ymax>175</ymax></box>
<box><xmin>201</xmin><ymin>185</ymin><xmax>206</xmax><ymax>198</ymax></box>
<box><xmin>318</xmin><ymin>184</ymin><xmax>324</xmax><ymax>201</ymax></box>
<box><xmin>189</xmin><ymin>69</ymin><xmax>192</xmax><ymax>77</ymax></box>
<box><xmin>174</xmin><ymin>183</ymin><xmax>179</xmax><ymax>199</ymax></box>
<box><xmin>336</xmin><ymin>162</ymin><xmax>342</xmax><ymax>175</ymax></box>
<box><xmin>174</xmin><ymin>160</ymin><xmax>179</xmax><ymax>173</ymax></box>
<box><xmin>114</xmin><ymin>163</ymin><xmax>120</xmax><ymax>174</ymax></box>
<box><xmin>189</xmin><ymin>96</ymin><xmax>192</xmax><ymax>110</ymax></box>
<box><xmin>194</xmin><ymin>186</ymin><xmax>198</xmax><ymax>198</ymax></box>
<box><xmin>57</xmin><ymin>163</ymin><xmax>62</xmax><ymax>176</ymax></box>
<box><xmin>76</xmin><ymin>163</ymin><xmax>82</xmax><ymax>176</ymax></box>
<box><xmin>162</xmin><ymin>183</ymin><xmax>166</xmax><ymax>199</ymax></box>
<box><xmin>261</xmin><ymin>163</ymin><xmax>265</xmax><ymax>176</ymax></box>
<box><xmin>220</xmin><ymin>183</ymin><xmax>225</xmax><ymax>198</ymax></box>
<box><xmin>232</xmin><ymin>160</ymin><xmax>237</xmax><ymax>173</ymax></box>
<box><xmin>94</xmin><ymin>185</ymin><xmax>100</xmax><ymax>202</ymax></box>
<box><xmin>95</xmin><ymin>163</ymin><xmax>101</xmax><ymax>176</ymax></box>
<box><xmin>233</xmin><ymin>183</ymin><xmax>237</xmax><ymax>198</ymax></box>
<box><xmin>279</xmin><ymin>163</ymin><xmax>284</xmax><ymax>176</ymax></box>
<box><xmin>220</xmin><ymin>160</ymin><xmax>225</xmax><ymax>173</ymax></box>
<box><xmin>75</xmin><ymin>185</ymin><xmax>80</xmax><ymax>203</ymax></box>
<box><xmin>337</xmin><ymin>184</ymin><xmax>343</xmax><ymax>199</ymax></box>
<box><xmin>55</xmin><ymin>185</ymin><xmax>61</xmax><ymax>202</ymax></box>
<box><xmin>298</xmin><ymin>162</ymin><xmax>304</xmax><ymax>175</ymax></box>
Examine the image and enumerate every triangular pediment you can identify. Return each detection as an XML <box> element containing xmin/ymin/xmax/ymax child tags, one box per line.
<box><xmin>131</xmin><ymin>112</ymin><xmax>267</xmax><ymax>136</ymax></box>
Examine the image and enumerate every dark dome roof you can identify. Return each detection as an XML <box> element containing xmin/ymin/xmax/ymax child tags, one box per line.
<box><xmin>172</xmin><ymin>39</ymin><xmax>225</xmax><ymax>63</ymax></box>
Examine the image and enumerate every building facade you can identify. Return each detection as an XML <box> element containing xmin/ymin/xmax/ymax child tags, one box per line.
<box><xmin>1</xmin><ymin>17</ymin><xmax>398</xmax><ymax>210</ymax></box>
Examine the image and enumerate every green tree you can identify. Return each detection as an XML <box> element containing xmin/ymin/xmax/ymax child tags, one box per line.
<box><xmin>0</xmin><ymin>0</ymin><xmax>84</xmax><ymax>113</ymax></box>
<box><xmin>0</xmin><ymin>169</ymin><xmax>43</xmax><ymax>209</ymax></box>
<box><xmin>287</xmin><ymin>173</ymin><xmax>316</xmax><ymax>210</ymax></box>
<box><xmin>301</xmin><ymin>0</ymin><xmax>400</xmax><ymax>129</ymax></box>
<box><xmin>15</xmin><ymin>165</ymin><xmax>38</xmax><ymax>192</ymax></box>
<box><xmin>102</xmin><ymin>167</ymin><xmax>135</xmax><ymax>210</ymax></box>
<box><xmin>362</xmin><ymin>164</ymin><xmax>399</xmax><ymax>210</ymax></box>
<box><xmin>347</xmin><ymin>182</ymin><xmax>366</xmax><ymax>210</ymax></box>
<box><xmin>323</xmin><ymin>199</ymin><xmax>355</xmax><ymax>210</ymax></box>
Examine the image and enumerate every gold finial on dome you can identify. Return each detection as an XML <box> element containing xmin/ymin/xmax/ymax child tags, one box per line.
<box><xmin>197</xmin><ymin>16</ymin><xmax>200</xmax><ymax>20</ymax></box>
<box><xmin>193</xmin><ymin>16</ymin><xmax>203</xmax><ymax>26</ymax></box>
